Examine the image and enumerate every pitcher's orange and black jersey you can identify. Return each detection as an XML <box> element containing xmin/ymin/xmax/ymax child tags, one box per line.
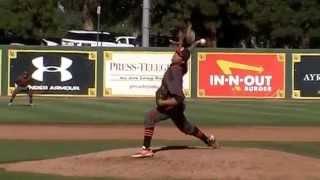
<box><xmin>156</xmin><ymin>64</ymin><xmax>185</xmax><ymax>112</ymax></box>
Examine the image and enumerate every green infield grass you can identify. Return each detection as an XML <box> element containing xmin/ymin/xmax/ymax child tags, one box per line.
<box><xmin>0</xmin><ymin>170</ymin><xmax>120</xmax><ymax>180</ymax></box>
<box><xmin>1</xmin><ymin>97</ymin><xmax>320</xmax><ymax>126</ymax></box>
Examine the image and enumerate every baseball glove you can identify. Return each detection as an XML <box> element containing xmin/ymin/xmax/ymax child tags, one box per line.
<box><xmin>155</xmin><ymin>86</ymin><xmax>169</xmax><ymax>107</ymax></box>
<box><xmin>155</xmin><ymin>86</ymin><xmax>177</xmax><ymax>111</ymax></box>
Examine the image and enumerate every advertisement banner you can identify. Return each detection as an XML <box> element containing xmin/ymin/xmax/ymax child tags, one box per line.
<box><xmin>292</xmin><ymin>54</ymin><xmax>320</xmax><ymax>99</ymax></box>
<box><xmin>8</xmin><ymin>50</ymin><xmax>97</xmax><ymax>96</ymax></box>
<box><xmin>197</xmin><ymin>52</ymin><xmax>285</xmax><ymax>98</ymax></box>
<box><xmin>0</xmin><ymin>49</ymin><xmax>1</xmax><ymax>95</ymax></box>
<box><xmin>104</xmin><ymin>51</ymin><xmax>191</xmax><ymax>97</ymax></box>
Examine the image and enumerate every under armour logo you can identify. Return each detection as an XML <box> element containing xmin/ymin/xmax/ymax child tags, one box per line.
<box><xmin>32</xmin><ymin>56</ymin><xmax>73</xmax><ymax>82</ymax></box>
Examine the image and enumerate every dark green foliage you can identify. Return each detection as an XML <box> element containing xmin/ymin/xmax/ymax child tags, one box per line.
<box><xmin>2</xmin><ymin>0</ymin><xmax>320</xmax><ymax>47</ymax></box>
<box><xmin>0</xmin><ymin>0</ymin><xmax>66</xmax><ymax>40</ymax></box>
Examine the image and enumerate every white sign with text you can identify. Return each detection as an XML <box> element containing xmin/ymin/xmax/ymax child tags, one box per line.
<box><xmin>104</xmin><ymin>51</ymin><xmax>191</xmax><ymax>97</ymax></box>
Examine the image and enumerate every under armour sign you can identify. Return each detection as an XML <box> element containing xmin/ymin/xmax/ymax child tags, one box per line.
<box><xmin>32</xmin><ymin>56</ymin><xmax>73</xmax><ymax>82</ymax></box>
<box><xmin>9</xmin><ymin>50</ymin><xmax>96</xmax><ymax>96</ymax></box>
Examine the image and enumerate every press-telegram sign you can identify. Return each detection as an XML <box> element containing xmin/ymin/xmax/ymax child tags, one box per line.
<box><xmin>292</xmin><ymin>54</ymin><xmax>320</xmax><ymax>99</ymax></box>
<box><xmin>8</xmin><ymin>50</ymin><xmax>97</xmax><ymax>96</ymax></box>
<box><xmin>103</xmin><ymin>51</ymin><xmax>191</xmax><ymax>97</ymax></box>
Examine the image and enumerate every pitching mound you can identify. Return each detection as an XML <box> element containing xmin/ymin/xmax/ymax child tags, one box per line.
<box><xmin>2</xmin><ymin>147</ymin><xmax>320</xmax><ymax>180</ymax></box>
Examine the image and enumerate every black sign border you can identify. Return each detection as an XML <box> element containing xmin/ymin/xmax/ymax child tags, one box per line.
<box><xmin>292</xmin><ymin>53</ymin><xmax>320</xmax><ymax>99</ymax></box>
<box><xmin>7</xmin><ymin>49</ymin><xmax>97</xmax><ymax>97</ymax></box>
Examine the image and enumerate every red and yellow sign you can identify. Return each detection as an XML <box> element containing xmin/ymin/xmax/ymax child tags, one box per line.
<box><xmin>197</xmin><ymin>53</ymin><xmax>285</xmax><ymax>98</ymax></box>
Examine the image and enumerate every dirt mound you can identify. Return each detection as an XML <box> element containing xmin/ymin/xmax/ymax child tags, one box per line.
<box><xmin>2</xmin><ymin>147</ymin><xmax>320</xmax><ymax>180</ymax></box>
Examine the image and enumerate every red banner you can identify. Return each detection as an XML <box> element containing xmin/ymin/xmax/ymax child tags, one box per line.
<box><xmin>197</xmin><ymin>53</ymin><xmax>285</xmax><ymax>98</ymax></box>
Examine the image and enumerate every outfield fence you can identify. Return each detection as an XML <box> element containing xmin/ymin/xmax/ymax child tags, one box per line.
<box><xmin>1</xmin><ymin>45</ymin><xmax>320</xmax><ymax>99</ymax></box>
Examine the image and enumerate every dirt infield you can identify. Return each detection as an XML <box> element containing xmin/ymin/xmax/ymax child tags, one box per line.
<box><xmin>1</xmin><ymin>125</ymin><xmax>320</xmax><ymax>179</ymax></box>
<box><xmin>0</xmin><ymin>124</ymin><xmax>320</xmax><ymax>141</ymax></box>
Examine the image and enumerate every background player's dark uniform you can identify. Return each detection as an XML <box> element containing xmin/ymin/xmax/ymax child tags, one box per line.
<box><xmin>9</xmin><ymin>71</ymin><xmax>33</xmax><ymax>106</ymax></box>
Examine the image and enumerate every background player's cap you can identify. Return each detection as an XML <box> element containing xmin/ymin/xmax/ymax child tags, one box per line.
<box><xmin>175</xmin><ymin>47</ymin><xmax>190</xmax><ymax>62</ymax></box>
<box><xmin>22</xmin><ymin>71</ymin><xmax>30</xmax><ymax>77</ymax></box>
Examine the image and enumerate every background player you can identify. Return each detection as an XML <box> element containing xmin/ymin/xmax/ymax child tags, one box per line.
<box><xmin>8</xmin><ymin>71</ymin><xmax>33</xmax><ymax>106</ymax></box>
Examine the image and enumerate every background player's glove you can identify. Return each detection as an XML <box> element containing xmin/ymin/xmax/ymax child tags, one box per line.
<box><xmin>27</xmin><ymin>85</ymin><xmax>32</xmax><ymax>90</ymax></box>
